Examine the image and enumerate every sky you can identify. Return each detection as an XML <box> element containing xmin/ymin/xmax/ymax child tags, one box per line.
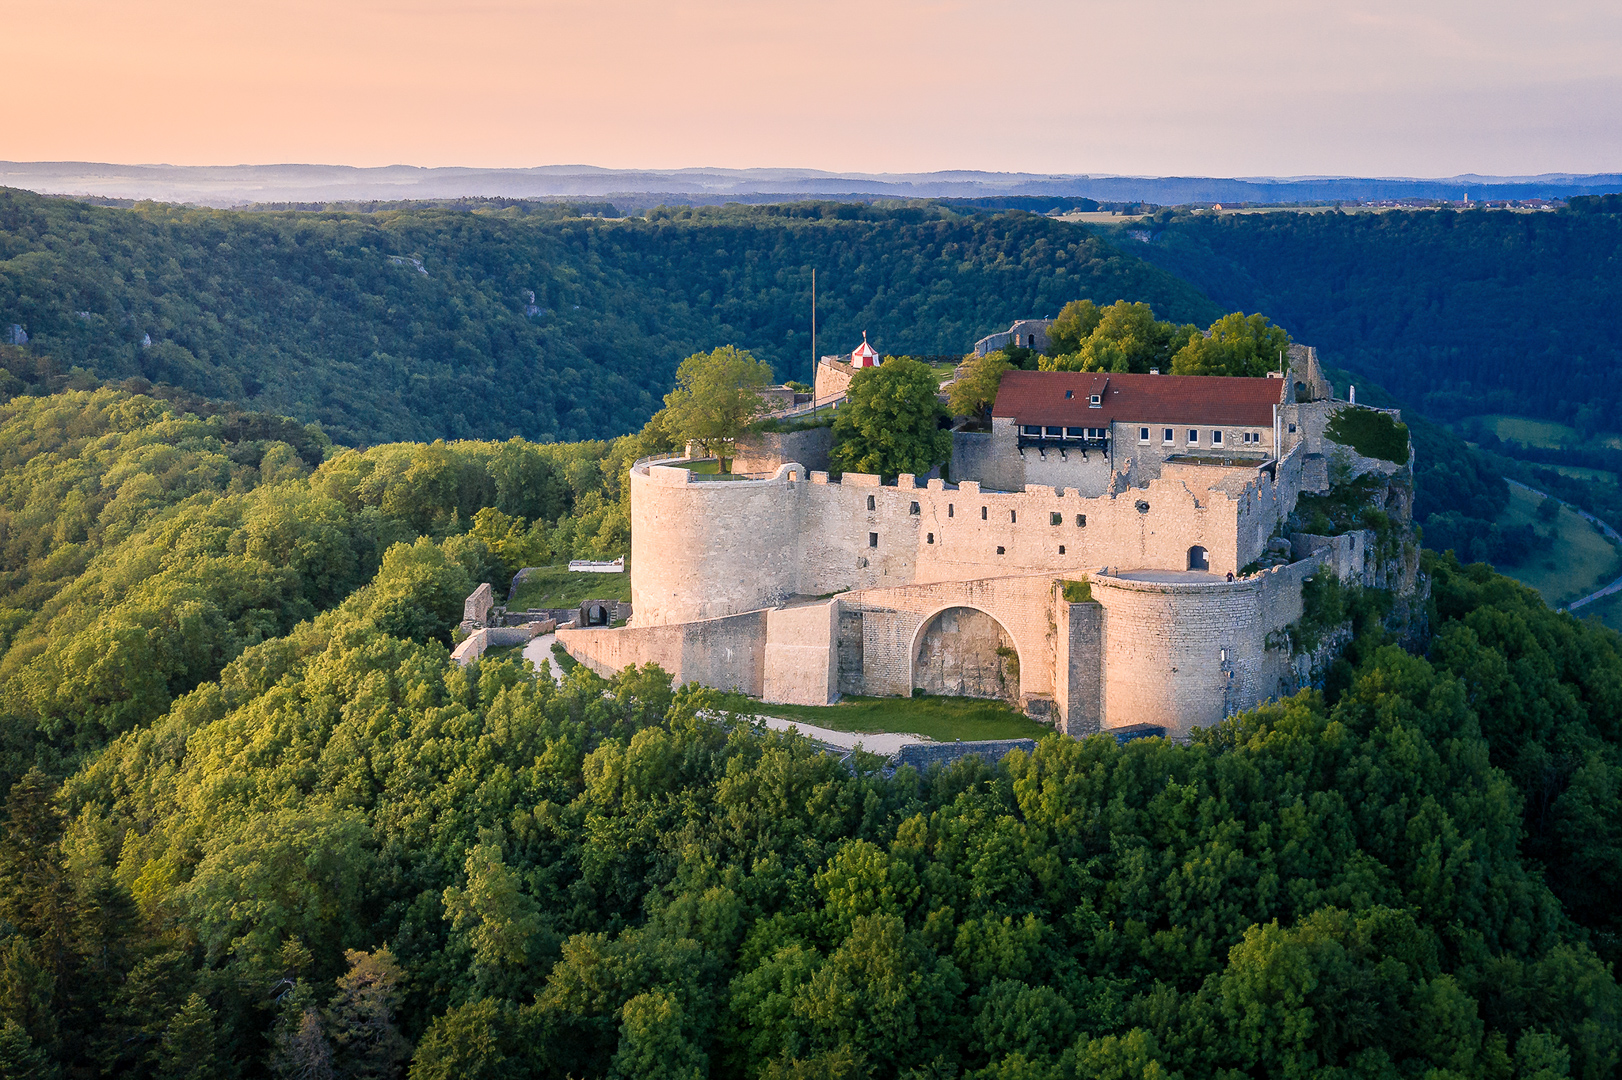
<box><xmin>6</xmin><ymin>0</ymin><xmax>1620</xmax><ymax>177</ymax></box>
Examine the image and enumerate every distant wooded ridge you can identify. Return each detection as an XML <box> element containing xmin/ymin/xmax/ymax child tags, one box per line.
<box><xmin>4</xmin><ymin>160</ymin><xmax>1619</xmax><ymax>209</ymax></box>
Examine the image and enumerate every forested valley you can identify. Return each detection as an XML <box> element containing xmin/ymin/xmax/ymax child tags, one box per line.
<box><xmin>1119</xmin><ymin>206</ymin><xmax>1622</xmax><ymax>428</ymax></box>
<box><xmin>0</xmin><ymin>381</ymin><xmax>1615</xmax><ymax>1079</ymax></box>
<box><xmin>0</xmin><ymin>190</ymin><xmax>1217</xmax><ymax>446</ymax></box>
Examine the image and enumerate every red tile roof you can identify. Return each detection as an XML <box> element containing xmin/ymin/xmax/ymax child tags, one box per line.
<box><xmin>991</xmin><ymin>370</ymin><xmax>1284</xmax><ymax>427</ymax></box>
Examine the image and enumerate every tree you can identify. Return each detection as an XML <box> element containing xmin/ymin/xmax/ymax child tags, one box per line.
<box><xmin>654</xmin><ymin>346</ymin><xmax>774</xmax><ymax>473</ymax></box>
<box><xmin>327</xmin><ymin>949</ymin><xmax>410</xmax><ymax>1080</ymax></box>
<box><xmin>151</xmin><ymin>995</ymin><xmax>226</xmax><ymax>1080</ymax></box>
<box><xmin>946</xmin><ymin>352</ymin><xmax>1011</xmax><ymax>424</ymax></box>
<box><xmin>830</xmin><ymin>357</ymin><xmax>951</xmax><ymax>480</ymax></box>
<box><xmin>1170</xmin><ymin>312</ymin><xmax>1291</xmax><ymax>377</ymax></box>
<box><xmin>1045</xmin><ymin>299</ymin><xmax>1103</xmax><ymax>356</ymax></box>
<box><xmin>1041</xmin><ymin>301</ymin><xmax>1196</xmax><ymax>373</ymax></box>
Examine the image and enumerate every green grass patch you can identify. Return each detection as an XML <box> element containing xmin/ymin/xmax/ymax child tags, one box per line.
<box><xmin>753</xmin><ymin>414</ymin><xmax>836</xmax><ymax>434</ymax></box>
<box><xmin>507</xmin><ymin>565</ymin><xmax>631</xmax><ymax>610</ymax></box>
<box><xmin>1464</xmin><ymin>414</ymin><xmax>1579</xmax><ymax>449</ymax></box>
<box><xmin>735</xmin><ymin>693</ymin><xmax>1052</xmax><ymax>743</ymax></box>
<box><xmin>1326</xmin><ymin>407</ymin><xmax>1410</xmax><ymax>464</ymax></box>
<box><xmin>551</xmin><ymin>641</ymin><xmax>580</xmax><ymax>673</ymax></box>
<box><xmin>1494</xmin><ymin>484</ymin><xmax>1622</xmax><ymax>606</ymax></box>
<box><xmin>1062</xmin><ymin>579</ymin><xmax>1092</xmax><ymax>603</ymax></box>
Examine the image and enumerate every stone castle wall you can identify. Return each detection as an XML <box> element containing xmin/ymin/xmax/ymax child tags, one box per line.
<box><xmin>1089</xmin><ymin>557</ymin><xmax>1320</xmax><ymax>734</ymax></box>
<box><xmin>733</xmin><ymin>425</ymin><xmax>835</xmax><ymax>474</ymax></box>
<box><xmin>629</xmin><ymin>458</ymin><xmax>1301</xmax><ymax>628</ymax></box>
<box><xmin>560</xmin><ymin>608</ymin><xmax>769</xmax><ymax>695</ymax></box>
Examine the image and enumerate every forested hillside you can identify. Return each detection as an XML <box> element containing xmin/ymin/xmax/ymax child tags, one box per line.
<box><xmin>0</xmin><ymin>190</ymin><xmax>1219</xmax><ymax>445</ymax></box>
<box><xmin>0</xmin><ymin>385</ymin><xmax>1616</xmax><ymax>1079</ymax></box>
<box><xmin>1116</xmin><ymin>207</ymin><xmax>1622</xmax><ymax>427</ymax></box>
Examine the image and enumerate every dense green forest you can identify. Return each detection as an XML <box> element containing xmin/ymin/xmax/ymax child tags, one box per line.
<box><xmin>0</xmin><ymin>189</ymin><xmax>1218</xmax><ymax>445</ymax></box>
<box><xmin>0</xmin><ymin>384</ymin><xmax>1617</xmax><ymax>1079</ymax></box>
<box><xmin>1117</xmin><ymin>208</ymin><xmax>1622</xmax><ymax>428</ymax></box>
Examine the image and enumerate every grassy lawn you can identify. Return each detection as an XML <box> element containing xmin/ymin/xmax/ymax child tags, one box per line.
<box><xmin>1464</xmin><ymin>414</ymin><xmax>1579</xmax><ymax>449</ymax></box>
<box><xmin>1550</xmin><ymin>464</ymin><xmax>1618</xmax><ymax>484</ymax></box>
<box><xmin>1495</xmin><ymin>484</ymin><xmax>1622</xmax><ymax>607</ymax></box>
<box><xmin>732</xmin><ymin>693</ymin><xmax>1054</xmax><ymax>743</ymax></box>
<box><xmin>507</xmin><ymin>565</ymin><xmax>630</xmax><ymax>610</ymax></box>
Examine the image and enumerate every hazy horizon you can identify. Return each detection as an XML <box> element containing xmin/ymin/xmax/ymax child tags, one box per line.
<box><xmin>10</xmin><ymin>1</ymin><xmax>1620</xmax><ymax>178</ymax></box>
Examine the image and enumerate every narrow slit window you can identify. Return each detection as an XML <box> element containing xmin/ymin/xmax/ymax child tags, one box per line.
<box><xmin>981</xmin><ymin>506</ymin><xmax>988</xmax><ymax>520</ymax></box>
<box><xmin>1058</xmin><ymin>545</ymin><xmax>1066</xmax><ymax>555</ymax></box>
<box><xmin>948</xmin><ymin>504</ymin><xmax>955</xmax><ymax>517</ymax></box>
<box><xmin>909</xmin><ymin>501</ymin><xmax>920</xmax><ymax>515</ymax></box>
<box><xmin>868</xmin><ymin>532</ymin><xmax>878</xmax><ymax>548</ymax></box>
<box><xmin>866</xmin><ymin>494</ymin><xmax>875</xmax><ymax>511</ymax></box>
<box><xmin>927</xmin><ymin>533</ymin><xmax>934</xmax><ymax>544</ymax></box>
<box><xmin>1010</xmin><ymin>510</ymin><xmax>1017</xmax><ymax>524</ymax></box>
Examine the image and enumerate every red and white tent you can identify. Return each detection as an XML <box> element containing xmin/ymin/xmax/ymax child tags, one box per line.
<box><xmin>850</xmin><ymin>332</ymin><xmax>879</xmax><ymax>368</ymax></box>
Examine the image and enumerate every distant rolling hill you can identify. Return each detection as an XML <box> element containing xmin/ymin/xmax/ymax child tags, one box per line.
<box><xmin>0</xmin><ymin>190</ymin><xmax>1219</xmax><ymax>444</ymax></box>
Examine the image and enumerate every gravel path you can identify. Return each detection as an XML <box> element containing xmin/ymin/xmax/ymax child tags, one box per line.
<box><xmin>758</xmin><ymin>715</ymin><xmax>929</xmax><ymax>756</ymax></box>
<box><xmin>522</xmin><ymin>633</ymin><xmax>568</xmax><ymax>681</ymax></box>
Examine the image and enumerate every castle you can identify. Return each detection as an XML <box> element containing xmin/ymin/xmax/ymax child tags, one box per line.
<box><xmin>559</xmin><ymin>344</ymin><xmax>1414</xmax><ymax>739</ymax></box>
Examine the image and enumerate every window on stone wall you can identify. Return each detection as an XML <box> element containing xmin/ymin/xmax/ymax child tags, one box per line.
<box><xmin>1212</xmin><ymin>430</ymin><xmax>1223</xmax><ymax>446</ymax></box>
<box><xmin>1139</xmin><ymin>427</ymin><xmax>1150</xmax><ymax>442</ymax></box>
<box><xmin>910</xmin><ymin>501</ymin><xmax>920</xmax><ymax>515</ymax></box>
<box><xmin>1187</xmin><ymin>429</ymin><xmax>1199</xmax><ymax>444</ymax></box>
<box><xmin>996</xmin><ymin>546</ymin><xmax>1005</xmax><ymax>555</ymax></box>
<box><xmin>1050</xmin><ymin>512</ymin><xmax>1062</xmax><ymax>526</ymax></box>
<box><xmin>869</xmin><ymin>532</ymin><xmax>878</xmax><ymax>547</ymax></box>
<box><xmin>867</xmin><ymin>494</ymin><xmax>875</xmax><ymax>511</ymax></box>
<box><xmin>1010</xmin><ymin>510</ymin><xmax>1017</xmax><ymax>523</ymax></box>
<box><xmin>1058</xmin><ymin>545</ymin><xmax>1066</xmax><ymax>554</ymax></box>
<box><xmin>1288</xmin><ymin>423</ymin><xmax>1297</xmax><ymax>433</ymax></box>
<box><xmin>1163</xmin><ymin>428</ymin><xmax>1174</xmax><ymax>444</ymax></box>
<box><xmin>1076</xmin><ymin>514</ymin><xmax>1086</xmax><ymax>527</ymax></box>
<box><xmin>927</xmin><ymin>533</ymin><xmax>934</xmax><ymax>544</ymax></box>
<box><xmin>948</xmin><ymin>504</ymin><xmax>954</xmax><ymax>517</ymax></box>
<box><xmin>981</xmin><ymin>506</ymin><xmax>988</xmax><ymax>520</ymax></box>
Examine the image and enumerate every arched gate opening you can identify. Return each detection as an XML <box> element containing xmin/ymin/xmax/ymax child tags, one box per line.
<box><xmin>910</xmin><ymin>606</ymin><xmax>1021</xmax><ymax>704</ymax></box>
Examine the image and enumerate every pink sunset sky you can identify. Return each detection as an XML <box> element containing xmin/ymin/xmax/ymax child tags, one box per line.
<box><xmin>8</xmin><ymin>0</ymin><xmax>1621</xmax><ymax>176</ymax></box>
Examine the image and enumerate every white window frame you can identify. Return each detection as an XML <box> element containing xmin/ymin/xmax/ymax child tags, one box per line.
<box><xmin>1187</xmin><ymin>429</ymin><xmax>1199</xmax><ymax>445</ymax></box>
<box><xmin>1139</xmin><ymin>426</ymin><xmax>1150</xmax><ymax>443</ymax></box>
<box><xmin>1162</xmin><ymin>428</ymin><xmax>1175</xmax><ymax>445</ymax></box>
<box><xmin>1212</xmin><ymin>430</ymin><xmax>1223</xmax><ymax>446</ymax></box>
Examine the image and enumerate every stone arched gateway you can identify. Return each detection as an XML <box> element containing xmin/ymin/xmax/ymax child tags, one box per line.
<box><xmin>909</xmin><ymin>605</ymin><xmax>1021</xmax><ymax>703</ymax></box>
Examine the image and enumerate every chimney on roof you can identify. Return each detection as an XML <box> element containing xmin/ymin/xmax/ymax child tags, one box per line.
<box><xmin>1149</xmin><ymin>368</ymin><xmax>1159</xmax><ymax>375</ymax></box>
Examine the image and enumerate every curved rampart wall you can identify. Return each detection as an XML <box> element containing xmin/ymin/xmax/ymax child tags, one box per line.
<box><xmin>631</xmin><ymin>463</ymin><xmax>806</xmax><ymax>625</ymax></box>
<box><xmin>1091</xmin><ymin>559</ymin><xmax>1317</xmax><ymax>737</ymax></box>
